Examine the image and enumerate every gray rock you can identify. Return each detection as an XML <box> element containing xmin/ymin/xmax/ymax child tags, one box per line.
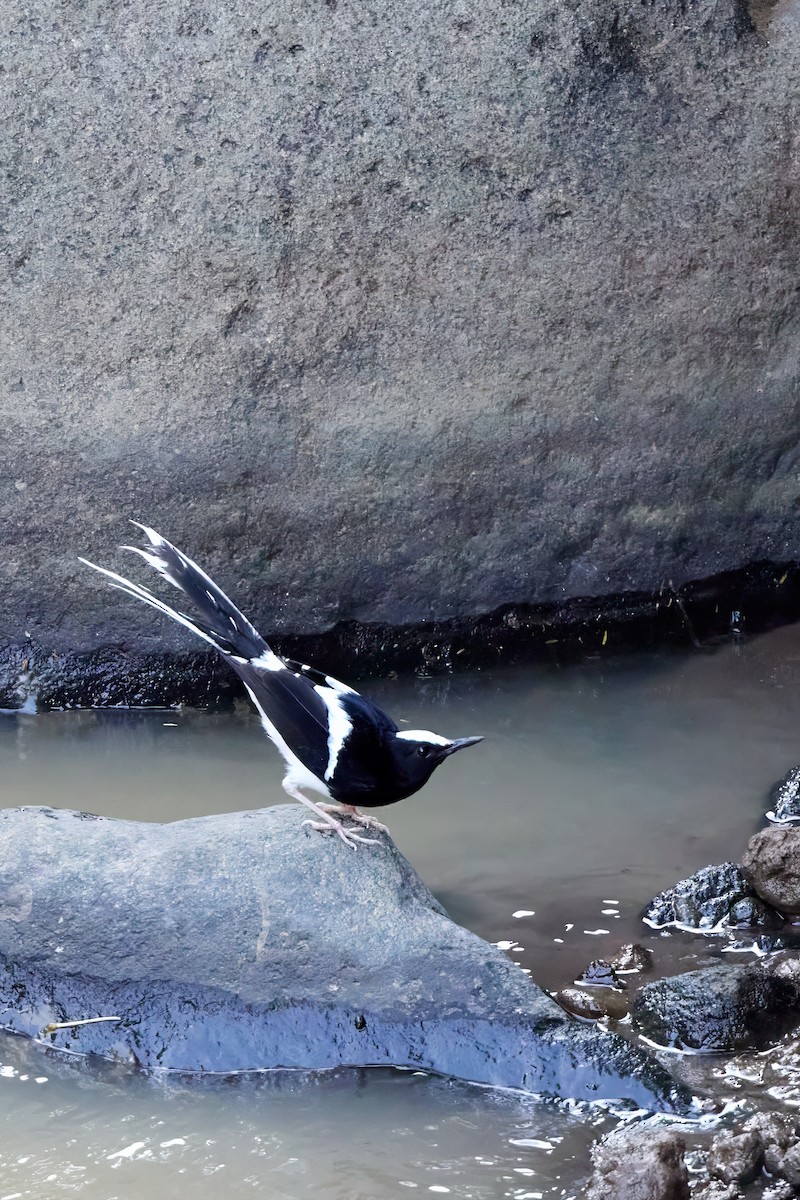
<box><xmin>743</xmin><ymin>828</ymin><xmax>800</xmax><ymax>915</ymax></box>
<box><xmin>585</xmin><ymin>1123</ymin><xmax>690</xmax><ymax>1200</ymax></box>
<box><xmin>761</xmin><ymin>1186</ymin><xmax>796</xmax><ymax>1200</ymax></box>
<box><xmin>631</xmin><ymin>961</ymin><xmax>800</xmax><ymax>1052</ymax></box>
<box><xmin>2</xmin><ymin>0</ymin><xmax>800</xmax><ymax>702</ymax></box>
<box><xmin>707</xmin><ymin>1129</ymin><xmax>763</xmax><ymax>1185</ymax></box>
<box><xmin>767</xmin><ymin>766</ymin><xmax>800</xmax><ymax>825</ymax></box>
<box><xmin>553</xmin><ymin>986</ymin><xmax>629</xmax><ymax>1022</ymax></box>
<box><xmin>693</xmin><ymin>1185</ymin><xmax>743</xmax><ymax>1200</ymax></box>
<box><xmin>643</xmin><ymin>862</ymin><xmax>783</xmax><ymax>932</ymax></box>
<box><xmin>576</xmin><ymin>959</ymin><xmax>627</xmax><ymax>990</ymax></box>
<box><xmin>611</xmin><ymin>944</ymin><xmax>653</xmax><ymax>974</ymax></box>
<box><xmin>0</xmin><ymin>805</ymin><xmax>691</xmax><ymax>1109</ymax></box>
<box><xmin>744</xmin><ymin>1112</ymin><xmax>800</xmax><ymax>1187</ymax></box>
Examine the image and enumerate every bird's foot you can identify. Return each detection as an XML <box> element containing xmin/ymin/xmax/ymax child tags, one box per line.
<box><xmin>317</xmin><ymin>803</ymin><xmax>389</xmax><ymax>834</ymax></box>
<box><xmin>301</xmin><ymin>818</ymin><xmax>380</xmax><ymax>849</ymax></box>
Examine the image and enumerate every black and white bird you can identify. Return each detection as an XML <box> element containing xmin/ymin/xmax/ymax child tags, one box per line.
<box><xmin>80</xmin><ymin>525</ymin><xmax>483</xmax><ymax>848</ymax></box>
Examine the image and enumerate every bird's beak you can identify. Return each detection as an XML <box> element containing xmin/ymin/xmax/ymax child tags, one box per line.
<box><xmin>445</xmin><ymin>736</ymin><xmax>484</xmax><ymax>756</ymax></box>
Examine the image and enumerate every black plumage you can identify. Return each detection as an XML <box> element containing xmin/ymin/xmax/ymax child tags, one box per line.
<box><xmin>81</xmin><ymin>524</ymin><xmax>483</xmax><ymax>848</ymax></box>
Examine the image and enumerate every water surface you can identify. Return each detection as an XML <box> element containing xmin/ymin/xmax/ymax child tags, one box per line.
<box><xmin>3</xmin><ymin>623</ymin><xmax>800</xmax><ymax>1195</ymax></box>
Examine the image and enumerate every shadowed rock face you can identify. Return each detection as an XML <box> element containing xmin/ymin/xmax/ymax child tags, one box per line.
<box><xmin>2</xmin><ymin>0</ymin><xmax>800</xmax><ymax>699</ymax></box>
<box><xmin>631</xmin><ymin>961</ymin><xmax>800</xmax><ymax>1052</ymax></box>
<box><xmin>0</xmin><ymin>805</ymin><xmax>690</xmax><ymax>1110</ymax></box>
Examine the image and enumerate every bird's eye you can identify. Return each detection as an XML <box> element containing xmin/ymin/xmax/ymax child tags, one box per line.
<box><xmin>417</xmin><ymin>745</ymin><xmax>430</xmax><ymax>757</ymax></box>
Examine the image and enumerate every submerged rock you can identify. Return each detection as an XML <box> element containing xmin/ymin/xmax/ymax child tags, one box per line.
<box><xmin>742</xmin><ymin>827</ymin><xmax>800</xmax><ymax>915</ymax></box>
<box><xmin>611</xmin><ymin>944</ymin><xmax>653</xmax><ymax>975</ymax></box>
<box><xmin>585</xmin><ymin>1123</ymin><xmax>690</xmax><ymax>1200</ymax></box>
<box><xmin>631</xmin><ymin>960</ymin><xmax>800</xmax><ymax>1052</ymax></box>
<box><xmin>0</xmin><ymin>805</ymin><xmax>691</xmax><ymax>1109</ymax></box>
<box><xmin>766</xmin><ymin>766</ymin><xmax>800</xmax><ymax>825</ymax></box>
<box><xmin>576</xmin><ymin>959</ymin><xmax>627</xmax><ymax>990</ymax></box>
<box><xmin>643</xmin><ymin>862</ymin><xmax>783</xmax><ymax>931</ymax></box>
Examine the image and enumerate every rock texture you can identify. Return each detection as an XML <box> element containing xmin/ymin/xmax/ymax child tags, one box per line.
<box><xmin>0</xmin><ymin>805</ymin><xmax>690</xmax><ymax>1108</ymax></box>
<box><xmin>631</xmin><ymin>961</ymin><xmax>800</xmax><ymax>1052</ymax></box>
<box><xmin>2</xmin><ymin>0</ymin><xmax>800</xmax><ymax>698</ymax></box>
<box><xmin>643</xmin><ymin>862</ymin><xmax>783</xmax><ymax>931</ymax></box>
<box><xmin>585</xmin><ymin>1123</ymin><xmax>690</xmax><ymax>1200</ymax></box>
<box><xmin>743</xmin><ymin>827</ymin><xmax>800</xmax><ymax>914</ymax></box>
<box><xmin>766</xmin><ymin>766</ymin><xmax>800</xmax><ymax>825</ymax></box>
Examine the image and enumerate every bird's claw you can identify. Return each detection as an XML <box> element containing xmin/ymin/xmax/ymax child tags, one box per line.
<box><xmin>301</xmin><ymin>818</ymin><xmax>380</xmax><ymax>849</ymax></box>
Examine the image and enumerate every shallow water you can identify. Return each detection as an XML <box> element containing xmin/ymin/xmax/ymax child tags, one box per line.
<box><xmin>3</xmin><ymin>622</ymin><xmax>800</xmax><ymax>1195</ymax></box>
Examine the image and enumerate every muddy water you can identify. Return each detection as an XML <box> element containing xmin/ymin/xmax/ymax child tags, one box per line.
<box><xmin>3</xmin><ymin>622</ymin><xmax>800</xmax><ymax>1196</ymax></box>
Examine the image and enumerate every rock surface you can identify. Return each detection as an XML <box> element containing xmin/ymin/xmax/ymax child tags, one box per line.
<box><xmin>743</xmin><ymin>827</ymin><xmax>800</xmax><ymax>915</ymax></box>
<box><xmin>585</xmin><ymin>1123</ymin><xmax>690</xmax><ymax>1200</ymax></box>
<box><xmin>707</xmin><ymin>1129</ymin><xmax>763</xmax><ymax>1186</ymax></box>
<box><xmin>643</xmin><ymin>862</ymin><xmax>783</xmax><ymax>931</ymax></box>
<box><xmin>631</xmin><ymin>961</ymin><xmax>800</xmax><ymax>1052</ymax></box>
<box><xmin>2</xmin><ymin>0</ymin><xmax>800</xmax><ymax>699</ymax></box>
<box><xmin>766</xmin><ymin>766</ymin><xmax>800</xmax><ymax>825</ymax></box>
<box><xmin>0</xmin><ymin>805</ymin><xmax>690</xmax><ymax>1108</ymax></box>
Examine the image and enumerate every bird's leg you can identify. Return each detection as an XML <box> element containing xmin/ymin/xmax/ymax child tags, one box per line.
<box><xmin>283</xmin><ymin>786</ymin><xmax>379</xmax><ymax>849</ymax></box>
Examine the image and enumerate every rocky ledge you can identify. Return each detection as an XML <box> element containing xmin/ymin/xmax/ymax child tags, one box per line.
<box><xmin>0</xmin><ymin>804</ymin><xmax>690</xmax><ymax>1110</ymax></box>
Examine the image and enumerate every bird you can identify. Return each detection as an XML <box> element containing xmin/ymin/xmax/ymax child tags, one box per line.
<box><xmin>80</xmin><ymin>524</ymin><xmax>483</xmax><ymax>849</ymax></box>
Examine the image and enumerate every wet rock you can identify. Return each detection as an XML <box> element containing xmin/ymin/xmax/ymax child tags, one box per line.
<box><xmin>585</xmin><ymin>1123</ymin><xmax>689</xmax><ymax>1200</ymax></box>
<box><xmin>554</xmin><ymin>987</ymin><xmax>629</xmax><ymax>1022</ymax></box>
<box><xmin>576</xmin><ymin>959</ymin><xmax>627</xmax><ymax>990</ymax></box>
<box><xmin>707</xmin><ymin>1129</ymin><xmax>763</xmax><ymax>1185</ymax></box>
<box><xmin>693</xmin><ymin>1185</ymin><xmax>743</xmax><ymax>1200</ymax></box>
<box><xmin>631</xmin><ymin>961</ymin><xmax>800</xmax><ymax>1051</ymax></box>
<box><xmin>0</xmin><ymin>805</ymin><xmax>691</xmax><ymax>1109</ymax></box>
<box><xmin>743</xmin><ymin>828</ymin><xmax>800</xmax><ymax>915</ymax></box>
<box><xmin>767</xmin><ymin>766</ymin><xmax>800</xmax><ymax>825</ymax></box>
<box><xmin>744</xmin><ymin>1112</ymin><xmax>800</xmax><ymax>1185</ymax></box>
<box><xmin>611</xmin><ymin>944</ymin><xmax>653</xmax><ymax>974</ymax></box>
<box><xmin>762</xmin><ymin>1185</ymin><xmax>796</xmax><ymax>1200</ymax></box>
<box><xmin>643</xmin><ymin>862</ymin><xmax>783</xmax><ymax>931</ymax></box>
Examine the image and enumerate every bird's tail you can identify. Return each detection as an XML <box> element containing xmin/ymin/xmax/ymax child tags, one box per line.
<box><xmin>80</xmin><ymin>522</ymin><xmax>278</xmax><ymax>665</ymax></box>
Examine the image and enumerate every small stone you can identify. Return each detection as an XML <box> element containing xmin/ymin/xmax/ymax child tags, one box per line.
<box><xmin>707</xmin><ymin>1129</ymin><xmax>763</xmax><ymax>1185</ymax></box>
<box><xmin>743</xmin><ymin>828</ymin><xmax>800</xmax><ymax>915</ymax></box>
<box><xmin>554</xmin><ymin>986</ymin><xmax>629</xmax><ymax>1021</ymax></box>
<box><xmin>586</xmin><ymin>1123</ymin><xmax>690</xmax><ymax>1200</ymax></box>
<box><xmin>576</xmin><ymin>959</ymin><xmax>627</xmax><ymax>990</ymax></box>
<box><xmin>611</xmin><ymin>944</ymin><xmax>653</xmax><ymax>973</ymax></box>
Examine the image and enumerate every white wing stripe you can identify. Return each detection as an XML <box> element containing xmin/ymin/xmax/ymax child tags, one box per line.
<box><xmin>315</xmin><ymin>687</ymin><xmax>354</xmax><ymax>781</ymax></box>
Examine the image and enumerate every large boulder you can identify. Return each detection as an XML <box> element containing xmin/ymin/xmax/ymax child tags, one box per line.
<box><xmin>742</xmin><ymin>828</ymin><xmax>800</xmax><ymax>915</ymax></box>
<box><xmin>2</xmin><ymin>0</ymin><xmax>800</xmax><ymax>704</ymax></box>
<box><xmin>0</xmin><ymin>805</ymin><xmax>690</xmax><ymax>1110</ymax></box>
<box><xmin>631</xmin><ymin>961</ymin><xmax>800</xmax><ymax>1052</ymax></box>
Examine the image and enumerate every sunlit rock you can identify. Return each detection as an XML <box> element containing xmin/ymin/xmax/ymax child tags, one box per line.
<box><xmin>707</xmin><ymin>1128</ymin><xmax>763</xmax><ymax>1186</ymax></box>
<box><xmin>743</xmin><ymin>828</ymin><xmax>800</xmax><ymax>915</ymax></box>
<box><xmin>0</xmin><ymin>804</ymin><xmax>691</xmax><ymax>1110</ymax></box>
<box><xmin>585</xmin><ymin>1121</ymin><xmax>690</xmax><ymax>1200</ymax></box>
